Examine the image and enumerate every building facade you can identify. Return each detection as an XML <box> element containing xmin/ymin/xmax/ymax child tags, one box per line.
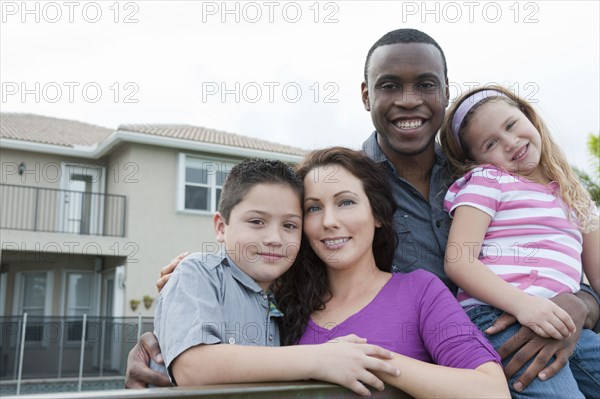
<box><xmin>0</xmin><ymin>113</ymin><xmax>305</xmax><ymax>378</ymax></box>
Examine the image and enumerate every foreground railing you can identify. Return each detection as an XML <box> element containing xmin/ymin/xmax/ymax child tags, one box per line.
<box><xmin>0</xmin><ymin>316</ymin><xmax>414</xmax><ymax>398</ymax></box>
<box><xmin>8</xmin><ymin>381</ymin><xmax>413</xmax><ymax>398</ymax></box>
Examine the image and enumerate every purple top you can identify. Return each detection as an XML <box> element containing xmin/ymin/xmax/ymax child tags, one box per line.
<box><xmin>299</xmin><ymin>270</ymin><xmax>500</xmax><ymax>369</ymax></box>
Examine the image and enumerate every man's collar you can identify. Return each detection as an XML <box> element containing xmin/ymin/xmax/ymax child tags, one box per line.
<box><xmin>362</xmin><ymin>131</ymin><xmax>447</xmax><ymax>167</ymax></box>
<box><xmin>362</xmin><ymin>131</ymin><xmax>387</xmax><ymax>163</ymax></box>
<box><xmin>433</xmin><ymin>141</ymin><xmax>447</xmax><ymax>167</ymax></box>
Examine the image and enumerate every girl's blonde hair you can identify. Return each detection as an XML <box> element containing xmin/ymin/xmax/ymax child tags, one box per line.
<box><xmin>439</xmin><ymin>85</ymin><xmax>598</xmax><ymax>232</ymax></box>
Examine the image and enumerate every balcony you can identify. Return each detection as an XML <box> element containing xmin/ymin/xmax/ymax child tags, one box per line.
<box><xmin>0</xmin><ymin>315</ymin><xmax>151</xmax><ymax>382</ymax></box>
<box><xmin>0</xmin><ymin>184</ymin><xmax>126</xmax><ymax>237</ymax></box>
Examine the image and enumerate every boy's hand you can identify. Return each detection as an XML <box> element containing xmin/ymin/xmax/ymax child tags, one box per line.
<box><xmin>489</xmin><ymin>293</ymin><xmax>587</xmax><ymax>392</ymax></box>
<box><xmin>514</xmin><ymin>296</ymin><xmax>575</xmax><ymax>339</ymax></box>
<box><xmin>124</xmin><ymin>332</ymin><xmax>171</xmax><ymax>388</ymax></box>
<box><xmin>312</xmin><ymin>336</ymin><xmax>400</xmax><ymax>396</ymax></box>
<box><xmin>156</xmin><ymin>252</ymin><xmax>190</xmax><ymax>293</ymax></box>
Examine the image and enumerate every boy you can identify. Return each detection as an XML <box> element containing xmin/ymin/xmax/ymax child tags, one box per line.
<box><xmin>154</xmin><ymin>159</ymin><xmax>398</xmax><ymax>396</ymax></box>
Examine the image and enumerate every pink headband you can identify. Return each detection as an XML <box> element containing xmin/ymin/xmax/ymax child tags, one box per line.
<box><xmin>450</xmin><ymin>90</ymin><xmax>506</xmax><ymax>148</ymax></box>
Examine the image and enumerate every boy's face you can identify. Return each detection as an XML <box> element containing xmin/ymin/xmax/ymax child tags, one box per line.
<box><xmin>361</xmin><ymin>43</ymin><xmax>449</xmax><ymax>160</ymax></box>
<box><xmin>214</xmin><ymin>183</ymin><xmax>302</xmax><ymax>291</ymax></box>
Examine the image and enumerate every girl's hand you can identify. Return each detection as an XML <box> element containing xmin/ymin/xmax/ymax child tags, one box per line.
<box><xmin>515</xmin><ymin>296</ymin><xmax>576</xmax><ymax>339</ymax></box>
<box><xmin>312</xmin><ymin>337</ymin><xmax>400</xmax><ymax>396</ymax></box>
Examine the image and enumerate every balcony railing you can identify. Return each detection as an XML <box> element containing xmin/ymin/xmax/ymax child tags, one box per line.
<box><xmin>0</xmin><ymin>184</ymin><xmax>126</xmax><ymax>237</ymax></box>
<box><xmin>0</xmin><ymin>315</ymin><xmax>152</xmax><ymax>382</ymax></box>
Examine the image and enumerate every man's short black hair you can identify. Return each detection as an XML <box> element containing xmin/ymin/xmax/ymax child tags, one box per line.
<box><xmin>363</xmin><ymin>28</ymin><xmax>448</xmax><ymax>83</ymax></box>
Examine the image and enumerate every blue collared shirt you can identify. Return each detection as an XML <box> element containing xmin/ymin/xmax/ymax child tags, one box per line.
<box><xmin>362</xmin><ymin>132</ymin><xmax>457</xmax><ymax>294</ymax></box>
<box><xmin>154</xmin><ymin>251</ymin><xmax>282</xmax><ymax>382</ymax></box>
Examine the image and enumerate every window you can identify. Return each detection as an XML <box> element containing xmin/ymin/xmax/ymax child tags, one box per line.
<box><xmin>14</xmin><ymin>272</ymin><xmax>53</xmax><ymax>343</ymax></box>
<box><xmin>65</xmin><ymin>272</ymin><xmax>95</xmax><ymax>316</ymax></box>
<box><xmin>178</xmin><ymin>154</ymin><xmax>234</xmax><ymax>213</ymax></box>
<box><xmin>64</xmin><ymin>271</ymin><xmax>97</xmax><ymax>343</ymax></box>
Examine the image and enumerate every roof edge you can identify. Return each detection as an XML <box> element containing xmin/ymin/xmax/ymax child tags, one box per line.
<box><xmin>1</xmin><ymin>131</ymin><xmax>305</xmax><ymax>163</ymax></box>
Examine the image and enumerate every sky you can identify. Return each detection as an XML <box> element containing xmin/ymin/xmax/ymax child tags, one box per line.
<box><xmin>1</xmin><ymin>0</ymin><xmax>599</xmax><ymax>174</ymax></box>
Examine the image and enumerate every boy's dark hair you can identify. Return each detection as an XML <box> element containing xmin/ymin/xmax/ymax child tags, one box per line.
<box><xmin>218</xmin><ymin>159</ymin><xmax>303</xmax><ymax>223</ymax></box>
<box><xmin>363</xmin><ymin>28</ymin><xmax>448</xmax><ymax>83</ymax></box>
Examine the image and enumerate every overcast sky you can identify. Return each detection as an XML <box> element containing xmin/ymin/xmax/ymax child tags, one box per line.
<box><xmin>1</xmin><ymin>0</ymin><xmax>599</xmax><ymax>174</ymax></box>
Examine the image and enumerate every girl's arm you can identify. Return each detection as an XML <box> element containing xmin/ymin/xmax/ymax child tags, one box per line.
<box><xmin>445</xmin><ymin>205</ymin><xmax>575</xmax><ymax>339</ymax></box>
<box><xmin>582</xmin><ymin>227</ymin><xmax>600</xmax><ymax>295</ymax></box>
<box><xmin>377</xmin><ymin>357</ymin><xmax>509</xmax><ymax>399</ymax></box>
<box><xmin>171</xmin><ymin>338</ymin><xmax>400</xmax><ymax>396</ymax></box>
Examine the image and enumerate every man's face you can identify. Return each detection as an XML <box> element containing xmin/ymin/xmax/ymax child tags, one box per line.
<box><xmin>362</xmin><ymin>43</ymin><xmax>449</xmax><ymax>160</ymax></box>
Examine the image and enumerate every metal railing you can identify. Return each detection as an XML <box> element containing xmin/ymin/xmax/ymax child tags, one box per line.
<box><xmin>0</xmin><ymin>184</ymin><xmax>126</xmax><ymax>237</ymax></box>
<box><xmin>0</xmin><ymin>315</ymin><xmax>152</xmax><ymax>389</ymax></box>
<box><xmin>0</xmin><ymin>315</ymin><xmax>415</xmax><ymax>398</ymax></box>
<box><xmin>9</xmin><ymin>381</ymin><xmax>414</xmax><ymax>398</ymax></box>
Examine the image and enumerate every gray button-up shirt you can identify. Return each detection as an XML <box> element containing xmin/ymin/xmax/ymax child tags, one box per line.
<box><xmin>363</xmin><ymin>132</ymin><xmax>457</xmax><ymax>294</ymax></box>
<box><xmin>154</xmin><ymin>252</ymin><xmax>282</xmax><ymax>380</ymax></box>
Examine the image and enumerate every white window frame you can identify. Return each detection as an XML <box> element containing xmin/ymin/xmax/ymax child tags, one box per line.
<box><xmin>177</xmin><ymin>154</ymin><xmax>235</xmax><ymax>214</ymax></box>
<box><xmin>13</xmin><ymin>271</ymin><xmax>54</xmax><ymax>317</ymax></box>
<box><xmin>57</xmin><ymin>163</ymin><xmax>106</xmax><ymax>235</ymax></box>
<box><xmin>0</xmin><ymin>272</ymin><xmax>6</xmax><ymax>317</ymax></box>
<box><xmin>12</xmin><ymin>271</ymin><xmax>54</xmax><ymax>346</ymax></box>
<box><xmin>60</xmin><ymin>270</ymin><xmax>99</xmax><ymax>345</ymax></box>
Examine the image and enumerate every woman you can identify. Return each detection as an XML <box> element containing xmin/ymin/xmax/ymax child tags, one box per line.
<box><xmin>131</xmin><ymin>147</ymin><xmax>509</xmax><ymax>398</ymax></box>
<box><xmin>276</xmin><ymin>147</ymin><xmax>508</xmax><ymax>397</ymax></box>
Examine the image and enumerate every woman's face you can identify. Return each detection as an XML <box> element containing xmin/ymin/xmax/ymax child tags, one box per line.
<box><xmin>302</xmin><ymin>165</ymin><xmax>380</xmax><ymax>271</ymax></box>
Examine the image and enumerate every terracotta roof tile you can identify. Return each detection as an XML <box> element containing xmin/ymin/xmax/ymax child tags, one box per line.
<box><xmin>0</xmin><ymin>113</ymin><xmax>308</xmax><ymax>156</ymax></box>
<box><xmin>0</xmin><ymin>113</ymin><xmax>113</xmax><ymax>147</ymax></box>
<box><xmin>118</xmin><ymin>123</ymin><xmax>307</xmax><ymax>156</ymax></box>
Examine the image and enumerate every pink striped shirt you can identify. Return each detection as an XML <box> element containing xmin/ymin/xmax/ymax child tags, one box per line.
<box><xmin>444</xmin><ymin>166</ymin><xmax>583</xmax><ymax>309</ymax></box>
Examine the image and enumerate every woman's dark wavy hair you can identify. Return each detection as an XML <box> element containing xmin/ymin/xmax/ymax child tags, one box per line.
<box><xmin>274</xmin><ymin>147</ymin><xmax>397</xmax><ymax>346</ymax></box>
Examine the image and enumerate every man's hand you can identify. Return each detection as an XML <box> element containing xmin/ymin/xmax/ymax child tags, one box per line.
<box><xmin>124</xmin><ymin>332</ymin><xmax>171</xmax><ymax>388</ymax></box>
<box><xmin>487</xmin><ymin>293</ymin><xmax>588</xmax><ymax>393</ymax></box>
<box><xmin>156</xmin><ymin>252</ymin><xmax>189</xmax><ymax>293</ymax></box>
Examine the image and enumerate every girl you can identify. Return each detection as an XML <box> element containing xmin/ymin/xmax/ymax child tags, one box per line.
<box><xmin>439</xmin><ymin>86</ymin><xmax>599</xmax><ymax>398</ymax></box>
<box><xmin>276</xmin><ymin>147</ymin><xmax>509</xmax><ymax>398</ymax></box>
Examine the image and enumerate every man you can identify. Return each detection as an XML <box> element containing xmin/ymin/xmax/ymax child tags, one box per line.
<box><xmin>126</xmin><ymin>29</ymin><xmax>600</xmax><ymax>395</ymax></box>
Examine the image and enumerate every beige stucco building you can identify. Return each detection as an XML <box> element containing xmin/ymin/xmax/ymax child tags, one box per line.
<box><xmin>0</xmin><ymin>113</ymin><xmax>305</xmax><ymax>377</ymax></box>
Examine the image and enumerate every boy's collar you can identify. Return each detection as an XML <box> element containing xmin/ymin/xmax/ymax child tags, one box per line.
<box><xmin>223</xmin><ymin>253</ymin><xmax>283</xmax><ymax>317</ymax></box>
<box><xmin>223</xmin><ymin>252</ymin><xmax>267</xmax><ymax>294</ymax></box>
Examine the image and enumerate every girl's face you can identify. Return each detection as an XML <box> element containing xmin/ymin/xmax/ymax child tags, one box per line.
<box><xmin>462</xmin><ymin>100</ymin><xmax>544</xmax><ymax>180</ymax></box>
<box><xmin>302</xmin><ymin>165</ymin><xmax>380</xmax><ymax>272</ymax></box>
